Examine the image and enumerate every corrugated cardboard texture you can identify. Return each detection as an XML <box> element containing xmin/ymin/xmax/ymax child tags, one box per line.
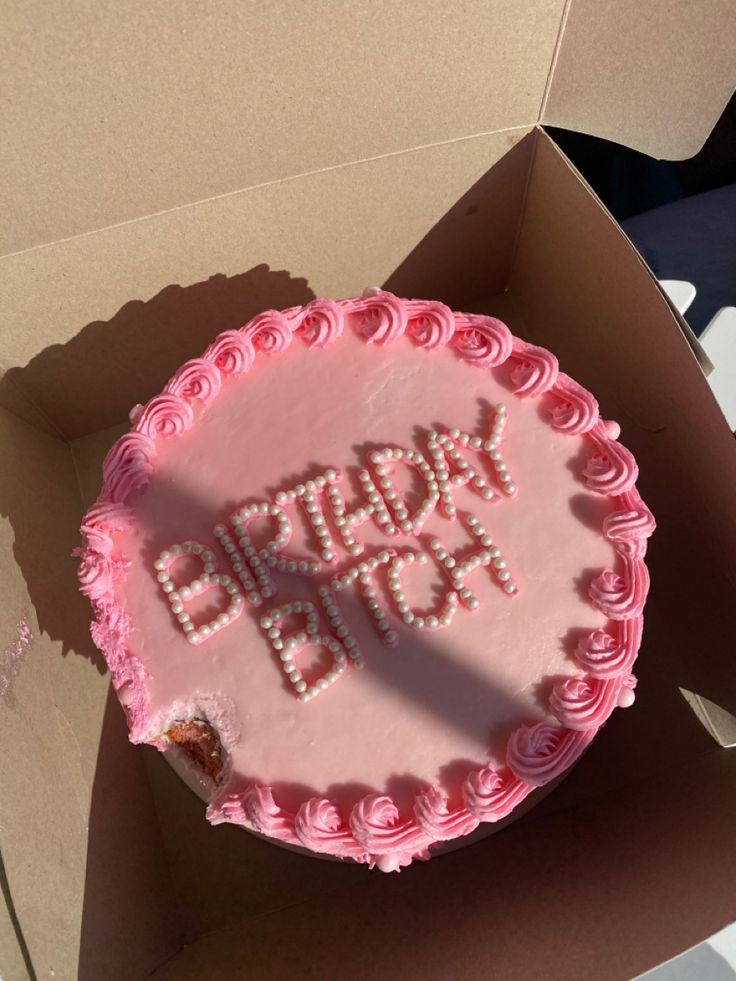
<box><xmin>0</xmin><ymin>128</ymin><xmax>532</xmax><ymax>439</ymax></box>
<box><xmin>546</xmin><ymin>0</ymin><xmax>736</xmax><ymax>159</ymax></box>
<box><xmin>0</xmin><ymin>406</ymin><xmax>180</xmax><ymax>979</ymax></box>
<box><xmin>5</xmin><ymin>0</ymin><xmax>733</xmax><ymax>257</ymax></box>
<box><xmin>0</xmin><ymin>0</ymin><xmax>562</xmax><ymax>254</ymax></box>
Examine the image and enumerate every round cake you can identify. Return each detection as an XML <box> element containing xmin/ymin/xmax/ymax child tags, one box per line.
<box><xmin>76</xmin><ymin>289</ymin><xmax>654</xmax><ymax>872</ymax></box>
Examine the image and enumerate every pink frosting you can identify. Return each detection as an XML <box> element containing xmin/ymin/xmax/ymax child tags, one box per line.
<box><xmin>462</xmin><ymin>766</ymin><xmax>532</xmax><ymax>821</ymax></box>
<box><xmin>549</xmin><ymin>373</ymin><xmax>599</xmax><ymax>434</ymax></box>
<box><xmin>79</xmin><ymin>505</ymin><xmax>117</xmax><ymax>552</ymax></box>
<box><xmin>413</xmin><ymin>786</ymin><xmax>479</xmax><ymax>840</ymax></box>
<box><xmin>78</xmin><ymin>290</ymin><xmax>653</xmax><ymax>871</ymax></box>
<box><xmin>78</xmin><ymin>524</ymin><xmax>113</xmax><ymax>556</ymax></box>
<box><xmin>404</xmin><ymin>299</ymin><xmax>455</xmax><ymax>349</ymax></box>
<box><xmin>349</xmin><ymin>794</ymin><xmax>433</xmax><ymax>870</ymax></box>
<box><xmin>603</xmin><ymin>503</ymin><xmax>656</xmax><ymax>546</ymax></box>
<box><xmin>240</xmin><ymin>310</ymin><xmax>293</xmax><ymax>354</ymax></box>
<box><xmin>82</xmin><ymin>500</ymin><xmax>135</xmax><ymax>533</ymax></box>
<box><xmin>589</xmin><ymin>557</ymin><xmax>649</xmax><ymax>620</ymax></box>
<box><xmin>203</xmin><ymin>330</ymin><xmax>256</xmax><ymax>375</ymax></box>
<box><xmin>351</xmin><ymin>287</ymin><xmax>408</xmax><ymax>345</ymax></box>
<box><xmin>294</xmin><ymin>799</ymin><xmax>368</xmax><ymax>860</ymax></box>
<box><xmin>295</xmin><ymin>298</ymin><xmax>344</xmax><ymax>347</ymax></box>
<box><xmin>584</xmin><ymin>423</ymin><xmax>639</xmax><ymax>495</ymax></box>
<box><xmin>508</xmin><ymin>337</ymin><xmax>559</xmax><ymax>397</ymax></box>
<box><xmin>452</xmin><ymin>313</ymin><xmax>513</xmax><ymax>367</ymax></box>
<box><xmin>506</xmin><ymin>723</ymin><xmax>593</xmax><ymax>787</ymax></box>
<box><xmin>575</xmin><ymin>618</ymin><xmax>642</xmax><ymax>679</ymax></box>
<box><xmin>101</xmin><ymin>431</ymin><xmax>157</xmax><ymax>504</ymax></box>
<box><xmin>90</xmin><ymin>601</ymin><xmax>149</xmax><ymax>742</ymax></box>
<box><xmin>549</xmin><ymin>675</ymin><xmax>624</xmax><ymax>730</ymax></box>
<box><xmin>134</xmin><ymin>394</ymin><xmax>194</xmax><ymax>439</ymax></box>
<box><xmin>75</xmin><ymin>548</ymin><xmax>127</xmax><ymax>602</ymax></box>
<box><xmin>164</xmin><ymin>358</ymin><xmax>222</xmax><ymax>404</ymax></box>
<box><xmin>207</xmin><ymin>783</ymin><xmax>300</xmax><ymax>844</ymax></box>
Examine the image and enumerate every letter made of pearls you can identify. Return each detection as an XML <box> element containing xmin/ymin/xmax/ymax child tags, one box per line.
<box><xmin>154</xmin><ymin>541</ymin><xmax>245</xmax><ymax>645</ymax></box>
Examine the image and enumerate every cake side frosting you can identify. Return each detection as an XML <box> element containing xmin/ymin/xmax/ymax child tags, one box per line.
<box><xmin>77</xmin><ymin>289</ymin><xmax>653</xmax><ymax>872</ymax></box>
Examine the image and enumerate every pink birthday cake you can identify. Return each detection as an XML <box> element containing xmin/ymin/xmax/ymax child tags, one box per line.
<box><xmin>77</xmin><ymin>289</ymin><xmax>654</xmax><ymax>871</ymax></box>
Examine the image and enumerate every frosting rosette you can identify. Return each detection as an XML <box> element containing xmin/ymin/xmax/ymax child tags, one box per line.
<box><xmin>462</xmin><ymin>766</ymin><xmax>532</xmax><ymax>821</ymax></box>
<box><xmin>206</xmin><ymin>790</ymin><xmax>249</xmax><ymax>827</ymax></box>
<box><xmin>82</xmin><ymin>500</ymin><xmax>135</xmax><ymax>533</ymax></box>
<box><xmin>549</xmin><ymin>373</ymin><xmax>599</xmax><ymax>434</ymax></box>
<box><xmin>575</xmin><ymin>619</ymin><xmax>642</xmax><ymax>678</ymax></box>
<box><xmin>589</xmin><ymin>556</ymin><xmax>649</xmax><ymax>620</ymax></box>
<box><xmin>509</xmin><ymin>338</ymin><xmax>559</xmax><ymax>397</ymax></box>
<box><xmin>165</xmin><ymin>358</ymin><xmax>222</xmax><ymax>404</ymax></box>
<box><xmin>452</xmin><ymin>313</ymin><xmax>513</xmax><ymax>367</ymax></box>
<box><xmin>78</xmin><ymin>521</ymin><xmax>114</xmax><ymax>557</ymax></box>
<box><xmin>507</xmin><ymin>723</ymin><xmax>593</xmax><ymax>787</ymax></box>
<box><xmin>297</xmin><ymin>298</ymin><xmax>344</xmax><ymax>347</ymax></box>
<box><xmin>240</xmin><ymin>310</ymin><xmax>293</xmax><ymax>354</ymax></box>
<box><xmin>603</xmin><ymin>505</ymin><xmax>656</xmax><ymax>547</ymax></box>
<box><xmin>584</xmin><ymin>425</ymin><xmax>639</xmax><ymax>495</ymax></box>
<box><xmin>101</xmin><ymin>431</ymin><xmax>156</xmax><ymax>504</ymax></box>
<box><xmin>350</xmin><ymin>794</ymin><xmax>432</xmax><ymax>869</ymax></box>
<box><xmin>295</xmin><ymin>799</ymin><xmax>367</xmax><ymax>860</ymax></box>
<box><xmin>134</xmin><ymin>394</ymin><xmax>194</xmax><ymax>439</ymax></box>
<box><xmin>353</xmin><ymin>287</ymin><xmax>408</xmax><ymax>345</ymax></box>
<box><xmin>204</xmin><ymin>330</ymin><xmax>255</xmax><ymax>375</ymax></box>
<box><xmin>77</xmin><ymin>550</ymin><xmax>111</xmax><ymax>601</ymax></box>
<box><xmin>208</xmin><ymin>784</ymin><xmax>299</xmax><ymax>844</ymax></box>
<box><xmin>413</xmin><ymin>786</ymin><xmax>479</xmax><ymax>840</ymax></box>
<box><xmin>405</xmin><ymin>299</ymin><xmax>455</xmax><ymax>349</ymax></box>
<box><xmin>549</xmin><ymin>675</ymin><xmax>623</xmax><ymax>730</ymax></box>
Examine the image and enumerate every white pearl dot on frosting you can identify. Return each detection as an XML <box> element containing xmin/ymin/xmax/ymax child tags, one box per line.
<box><xmin>618</xmin><ymin>686</ymin><xmax>636</xmax><ymax>708</ymax></box>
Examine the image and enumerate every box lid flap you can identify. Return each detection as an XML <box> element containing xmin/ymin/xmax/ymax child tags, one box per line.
<box><xmin>544</xmin><ymin>0</ymin><xmax>736</xmax><ymax>158</ymax></box>
<box><xmin>0</xmin><ymin>0</ymin><xmax>561</xmax><ymax>256</ymax></box>
<box><xmin>3</xmin><ymin>1</ymin><xmax>733</xmax><ymax>258</ymax></box>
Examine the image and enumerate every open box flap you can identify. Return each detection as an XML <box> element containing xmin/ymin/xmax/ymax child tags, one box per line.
<box><xmin>544</xmin><ymin>0</ymin><xmax>736</xmax><ymax>159</ymax></box>
<box><xmin>3</xmin><ymin>0</ymin><xmax>734</xmax><ymax>260</ymax></box>
<box><xmin>0</xmin><ymin>1</ymin><xmax>560</xmax><ymax>256</ymax></box>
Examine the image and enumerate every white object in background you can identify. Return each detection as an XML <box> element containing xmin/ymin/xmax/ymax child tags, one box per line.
<box><xmin>637</xmin><ymin>922</ymin><xmax>736</xmax><ymax>979</ymax></box>
<box><xmin>660</xmin><ymin>279</ymin><xmax>697</xmax><ymax>315</ymax></box>
<box><xmin>700</xmin><ymin>307</ymin><xmax>736</xmax><ymax>431</ymax></box>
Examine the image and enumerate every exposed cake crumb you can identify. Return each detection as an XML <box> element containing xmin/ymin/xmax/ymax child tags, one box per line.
<box><xmin>165</xmin><ymin>719</ymin><xmax>224</xmax><ymax>782</ymax></box>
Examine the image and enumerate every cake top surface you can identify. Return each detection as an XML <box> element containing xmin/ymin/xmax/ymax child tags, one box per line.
<box><xmin>78</xmin><ymin>290</ymin><xmax>653</xmax><ymax>871</ymax></box>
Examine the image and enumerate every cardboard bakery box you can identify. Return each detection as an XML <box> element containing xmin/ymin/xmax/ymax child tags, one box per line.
<box><xmin>1</xmin><ymin>2</ymin><xmax>735</xmax><ymax>979</ymax></box>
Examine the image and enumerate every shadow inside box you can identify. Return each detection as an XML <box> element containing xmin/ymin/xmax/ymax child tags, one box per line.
<box><xmin>79</xmin><ymin>609</ymin><xmax>548</xmax><ymax>975</ymax></box>
<box><xmin>0</xmin><ymin>264</ymin><xmax>317</xmax><ymax>675</ymax></box>
<box><xmin>1</xmin><ymin>263</ymin><xmax>316</xmax><ymax>443</ymax></box>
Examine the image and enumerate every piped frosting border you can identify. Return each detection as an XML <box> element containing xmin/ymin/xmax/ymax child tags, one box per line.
<box><xmin>76</xmin><ymin>288</ymin><xmax>654</xmax><ymax>872</ymax></box>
